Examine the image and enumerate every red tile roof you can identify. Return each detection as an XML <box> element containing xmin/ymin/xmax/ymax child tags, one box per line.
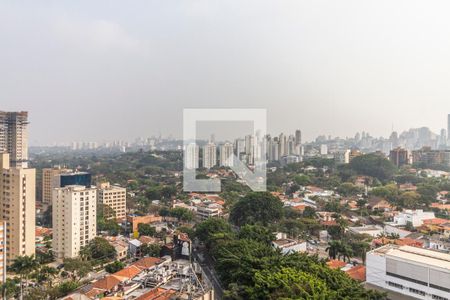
<box><xmin>92</xmin><ymin>275</ymin><xmax>127</xmax><ymax>291</ymax></box>
<box><xmin>113</xmin><ymin>265</ymin><xmax>142</xmax><ymax>279</ymax></box>
<box><xmin>132</xmin><ymin>257</ymin><xmax>161</xmax><ymax>270</ymax></box>
<box><xmin>135</xmin><ymin>288</ymin><xmax>177</xmax><ymax>300</ymax></box>
<box><xmin>345</xmin><ymin>265</ymin><xmax>366</xmax><ymax>282</ymax></box>
<box><xmin>326</xmin><ymin>260</ymin><xmax>346</xmax><ymax>269</ymax></box>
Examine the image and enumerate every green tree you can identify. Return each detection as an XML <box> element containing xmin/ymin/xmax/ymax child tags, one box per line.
<box><xmin>237</xmin><ymin>224</ymin><xmax>275</xmax><ymax>245</ymax></box>
<box><xmin>138</xmin><ymin>223</ymin><xmax>157</xmax><ymax>237</ymax></box>
<box><xmin>141</xmin><ymin>243</ymin><xmax>161</xmax><ymax>257</ymax></box>
<box><xmin>63</xmin><ymin>258</ymin><xmax>92</xmax><ymax>280</ymax></box>
<box><xmin>1</xmin><ymin>278</ymin><xmax>20</xmax><ymax>300</ymax></box>
<box><xmin>337</xmin><ymin>182</ymin><xmax>362</xmax><ymax>196</ymax></box>
<box><xmin>195</xmin><ymin>218</ymin><xmax>234</xmax><ymax>251</ymax></box>
<box><xmin>82</xmin><ymin>237</ymin><xmax>117</xmax><ymax>262</ymax></box>
<box><xmin>350</xmin><ymin>153</ymin><xmax>396</xmax><ymax>182</ymax></box>
<box><xmin>10</xmin><ymin>255</ymin><xmax>39</xmax><ymax>300</ymax></box>
<box><xmin>105</xmin><ymin>260</ymin><xmax>125</xmax><ymax>273</ymax></box>
<box><xmin>252</xmin><ymin>267</ymin><xmax>334</xmax><ymax>299</ymax></box>
<box><xmin>293</xmin><ymin>174</ymin><xmax>311</xmax><ymax>186</ymax></box>
<box><xmin>229</xmin><ymin>192</ymin><xmax>284</xmax><ymax>226</ymax></box>
<box><xmin>399</xmin><ymin>191</ymin><xmax>421</xmax><ymax>209</ymax></box>
<box><xmin>169</xmin><ymin>207</ymin><xmax>194</xmax><ymax>222</ymax></box>
<box><xmin>302</xmin><ymin>206</ymin><xmax>316</xmax><ymax>218</ymax></box>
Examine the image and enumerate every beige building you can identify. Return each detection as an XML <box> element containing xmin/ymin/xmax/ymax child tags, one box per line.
<box><xmin>0</xmin><ymin>221</ymin><xmax>6</xmax><ymax>283</ymax></box>
<box><xmin>97</xmin><ymin>182</ymin><xmax>127</xmax><ymax>220</ymax></box>
<box><xmin>53</xmin><ymin>185</ymin><xmax>97</xmax><ymax>259</ymax></box>
<box><xmin>0</xmin><ymin>153</ymin><xmax>36</xmax><ymax>265</ymax></box>
<box><xmin>42</xmin><ymin>166</ymin><xmax>72</xmax><ymax>203</ymax></box>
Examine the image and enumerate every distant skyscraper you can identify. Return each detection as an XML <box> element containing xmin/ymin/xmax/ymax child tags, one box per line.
<box><xmin>53</xmin><ymin>185</ymin><xmax>97</xmax><ymax>259</ymax></box>
<box><xmin>185</xmin><ymin>143</ymin><xmax>199</xmax><ymax>169</ymax></box>
<box><xmin>202</xmin><ymin>143</ymin><xmax>217</xmax><ymax>169</ymax></box>
<box><xmin>219</xmin><ymin>143</ymin><xmax>234</xmax><ymax>167</ymax></box>
<box><xmin>0</xmin><ymin>111</ymin><xmax>29</xmax><ymax>168</ymax></box>
<box><xmin>448</xmin><ymin>114</ymin><xmax>450</xmax><ymax>141</ymax></box>
<box><xmin>295</xmin><ymin>130</ymin><xmax>302</xmax><ymax>146</ymax></box>
<box><xmin>389</xmin><ymin>147</ymin><xmax>410</xmax><ymax>167</ymax></box>
<box><xmin>245</xmin><ymin>135</ymin><xmax>255</xmax><ymax>165</ymax></box>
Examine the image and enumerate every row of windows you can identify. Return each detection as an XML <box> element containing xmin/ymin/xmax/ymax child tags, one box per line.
<box><xmin>386</xmin><ymin>279</ymin><xmax>449</xmax><ymax>300</ymax></box>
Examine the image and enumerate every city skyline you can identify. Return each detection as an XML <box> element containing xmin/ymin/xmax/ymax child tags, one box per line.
<box><xmin>3</xmin><ymin>1</ymin><xmax>450</xmax><ymax>144</ymax></box>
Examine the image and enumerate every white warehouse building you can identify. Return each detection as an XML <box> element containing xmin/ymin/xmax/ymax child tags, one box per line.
<box><xmin>366</xmin><ymin>244</ymin><xmax>450</xmax><ymax>300</ymax></box>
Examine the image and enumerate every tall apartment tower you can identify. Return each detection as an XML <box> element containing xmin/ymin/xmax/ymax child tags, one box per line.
<box><xmin>0</xmin><ymin>153</ymin><xmax>35</xmax><ymax>265</ymax></box>
<box><xmin>202</xmin><ymin>143</ymin><xmax>217</xmax><ymax>169</ymax></box>
<box><xmin>0</xmin><ymin>221</ymin><xmax>6</xmax><ymax>283</ymax></box>
<box><xmin>184</xmin><ymin>143</ymin><xmax>199</xmax><ymax>170</ymax></box>
<box><xmin>448</xmin><ymin>114</ymin><xmax>450</xmax><ymax>141</ymax></box>
<box><xmin>219</xmin><ymin>142</ymin><xmax>234</xmax><ymax>167</ymax></box>
<box><xmin>295</xmin><ymin>130</ymin><xmax>302</xmax><ymax>146</ymax></box>
<box><xmin>52</xmin><ymin>185</ymin><xmax>97</xmax><ymax>259</ymax></box>
<box><xmin>0</xmin><ymin>111</ymin><xmax>29</xmax><ymax>168</ymax></box>
<box><xmin>97</xmin><ymin>182</ymin><xmax>127</xmax><ymax>221</ymax></box>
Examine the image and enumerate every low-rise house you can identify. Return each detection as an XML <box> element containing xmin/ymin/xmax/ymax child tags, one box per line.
<box><xmin>129</xmin><ymin>239</ymin><xmax>142</xmax><ymax>257</ymax></box>
<box><xmin>127</xmin><ymin>215</ymin><xmax>163</xmax><ymax>233</ymax></box>
<box><xmin>348</xmin><ymin>225</ymin><xmax>384</xmax><ymax>237</ymax></box>
<box><xmin>272</xmin><ymin>233</ymin><xmax>307</xmax><ymax>254</ymax></box>
<box><xmin>398</xmin><ymin>183</ymin><xmax>417</xmax><ymax>192</ymax></box>
<box><xmin>391</xmin><ymin>209</ymin><xmax>435</xmax><ymax>227</ymax></box>
<box><xmin>326</xmin><ymin>260</ymin><xmax>366</xmax><ymax>281</ymax></box>
<box><xmin>367</xmin><ymin>197</ymin><xmax>392</xmax><ymax>211</ymax></box>
<box><xmin>431</xmin><ymin>202</ymin><xmax>450</xmax><ymax>211</ymax></box>
<box><xmin>195</xmin><ymin>202</ymin><xmax>222</xmax><ymax>221</ymax></box>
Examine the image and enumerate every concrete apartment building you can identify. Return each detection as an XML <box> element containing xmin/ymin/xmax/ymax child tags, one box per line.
<box><xmin>41</xmin><ymin>166</ymin><xmax>72</xmax><ymax>203</ymax></box>
<box><xmin>219</xmin><ymin>142</ymin><xmax>234</xmax><ymax>167</ymax></box>
<box><xmin>202</xmin><ymin>142</ymin><xmax>216</xmax><ymax>169</ymax></box>
<box><xmin>97</xmin><ymin>182</ymin><xmax>127</xmax><ymax>221</ymax></box>
<box><xmin>53</xmin><ymin>185</ymin><xmax>97</xmax><ymax>259</ymax></box>
<box><xmin>184</xmin><ymin>143</ymin><xmax>199</xmax><ymax>170</ymax></box>
<box><xmin>0</xmin><ymin>111</ymin><xmax>29</xmax><ymax>168</ymax></box>
<box><xmin>0</xmin><ymin>221</ymin><xmax>6</xmax><ymax>283</ymax></box>
<box><xmin>366</xmin><ymin>245</ymin><xmax>450</xmax><ymax>300</ymax></box>
<box><xmin>0</xmin><ymin>163</ymin><xmax>36</xmax><ymax>263</ymax></box>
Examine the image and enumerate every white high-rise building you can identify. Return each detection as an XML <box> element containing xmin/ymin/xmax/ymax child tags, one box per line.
<box><xmin>245</xmin><ymin>135</ymin><xmax>255</xmax><ymax>165</ymax></box>
<box><xmin>202</xmin><ymin>143</ymin><xmax>216</xmax><ymax>169</ymax></box>
<box><xmin>235</xmin><ymin>139</ymin><xmax>245</xmax><ymax>160</ymax></box>
<box><xmin>53</xmin><ymin>185</ymin><xmax>97</xmax><ymax>259</ymax></box>
<box><xmin>367</xmin><ymin>245</ymin><xmax>450</xmax><ymax>300</ymax></box>
<box><xmin>219</xmin><ymin>142</ymin><xmax>234</xmax><ymax>167</ymax></box>
<box><xmin>185</xmin><ymin>143</ymin><xmax>199</xmax><ymax>170</ymax></box>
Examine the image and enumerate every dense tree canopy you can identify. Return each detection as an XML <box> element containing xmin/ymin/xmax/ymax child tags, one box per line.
<box><xmin>229</xmin><ymin>192</ymin><xmax>284</xmax><ymax>226</ymax></box>
<box><xmin>350</xmin><ymin>153</ymin><xmax>396</xmax><ymax>182</ymax></box>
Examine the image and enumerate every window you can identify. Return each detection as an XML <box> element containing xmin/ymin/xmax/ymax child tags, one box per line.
<box><xmin>432</xmin><ymin>295</ymin><xmax>449</xmax><ymax>300</ymax></box>
<box><xmin>387</xmin><ymin>281</ymin><xmax>403</xmax><ymax>289</ymax></box>
<box><xmin>409</xmin><ymin>288</ymin><xmax>425</xmax><ymax>296</ymax></box>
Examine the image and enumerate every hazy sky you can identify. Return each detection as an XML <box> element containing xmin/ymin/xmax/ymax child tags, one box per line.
<box><xmin>2</xmin><ymin>0</ymin><xmax>450</xmax><ymax>145</ymax></box>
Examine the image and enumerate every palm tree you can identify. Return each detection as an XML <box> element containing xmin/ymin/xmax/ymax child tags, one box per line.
<box><xmin>10</xmin><ymin>255</ymin><xmax>39</xmax><ymax>300</ymax></box>
<box><xmin>337</xmin><ymin>243</ymin><xmax>354</xmax><ymax>263</ymax></box>
<box><xmin>32</xmin><ymin>265</ymin><xmax>59</xmax><ymax>287</ymax></box>
<box><xmin>326</xmin><ymin>241</ymin><xmax>340</xmax><ymax>260</ymax></box>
